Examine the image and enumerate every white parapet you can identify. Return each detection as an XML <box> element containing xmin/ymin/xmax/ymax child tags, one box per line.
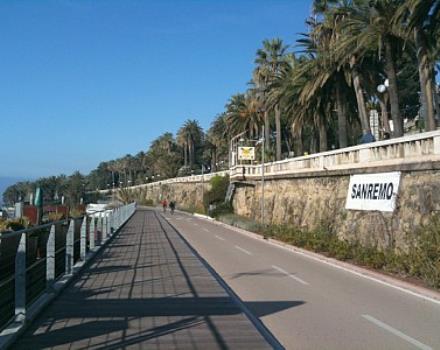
<box><xmin>96</xmin><ymin>131</ymin><xmax>440</xmax><ymax>190</ymax></box>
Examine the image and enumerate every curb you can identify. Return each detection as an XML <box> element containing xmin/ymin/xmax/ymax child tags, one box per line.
<box><xmin>181</xmin><ymin>211</ymin><xmax>440</xmax><ymax>305</ymax></box>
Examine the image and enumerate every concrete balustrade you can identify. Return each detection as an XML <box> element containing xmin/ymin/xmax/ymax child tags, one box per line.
<box><xmin>96</xmin><ymin>131</ymin><xmax>440</xmax><ymax>191</ymax></box>
<box><xmin>229</xmin><ymin>130</ymin><xmax>440</xmax><ymax>180</ymax></box>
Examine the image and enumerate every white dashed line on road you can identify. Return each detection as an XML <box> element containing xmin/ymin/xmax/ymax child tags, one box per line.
<box><xmin>215</xmin><ymin>235</ymin><xmax>225</xmax><ymax>241</ymax></box>
<box><xmin>203</xmin><ymin>228</ymin><xmax>210</xmax><ymax>233</ymax></box>
<box><xmin>362</xmin><ymin>314</ymin><xmax>432</xmax><ymax>350</ymax></box>
<box><xmin>272</xmin><ymin>265</ymin><xmax>309</xmax><ymax>286</ymax></box>
<box><xmin>235</xmin><ymin>245</ymin><xmax>252</xmax><ymax>255</ymax></box>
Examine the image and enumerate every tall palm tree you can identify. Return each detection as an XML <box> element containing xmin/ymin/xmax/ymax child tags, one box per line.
<box><xmin>207</xmin><ymin>113</ymin><xmax>229</xmax><ymax>171</ymax></box>
<box><xmin>336</xmin><ymin>0</ymin><xmax>405</xmax><ymax>137</ymax></box>
<box><xmin>253</xmin><ymin>38</ymin><xmax>288</xmax><ymax>159</ymax></box>
<box><xmin>225</xmin><ymin>93</ymin><xmax>263</xmax><ymax>139</ymax></box>
<box><xmin>177</xmin><ymin>120</ymin><xmax>203</xmax><ymax>169</ymax></box>
<box><xmin>394</xmin><ymin>0</ymin><xmax>440</xmax><ymax>130</ymax></box>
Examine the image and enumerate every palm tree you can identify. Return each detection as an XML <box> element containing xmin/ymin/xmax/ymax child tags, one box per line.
<box><xmin>336</xmin><ymin>0</ymin><xmax>405</xmax><ymax>137</ymax></box>
<box><xmin>253</xmin><ymin>38</ymin><xmax>288</xmax><ymax>159</ymax></box>
<box><xmin>225</xmin><ymin>93</ymin><xmax>263</xmax><ymax>139</ymax></box>
<box><xmin>207</xmin><ymin>114</ymin><xmax>229</xmax><ymax>171</ymax></box>
<box><xmin>177</xmin><ymin>120</ymin><xmax>203</xmax><ymax>169</ymax></box>
<box><xmin>394</xmin><ymin>0</ymin><xmax>440</xmax><ymax>130</ymax></box>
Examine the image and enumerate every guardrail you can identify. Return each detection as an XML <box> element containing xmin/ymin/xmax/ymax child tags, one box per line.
<box><xmin>230</xmin><ymin>130</ymin><xmax>440</xmax><ymax>179</ymax></box>
<box><xmin>0</xmin><ymin>202</ymin><xmax>136</xmax><ymax>334</ymax></box>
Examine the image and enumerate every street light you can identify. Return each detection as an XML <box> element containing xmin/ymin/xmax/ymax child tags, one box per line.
<box><xmin>240</xmin><ymin>127</ymin><xmax>266</xmax><ymax>235</ymax></box>
<box><xmin>256</xmin><ymin>126</ymin><xmax>266</xmax><ymax>236</ymax></box>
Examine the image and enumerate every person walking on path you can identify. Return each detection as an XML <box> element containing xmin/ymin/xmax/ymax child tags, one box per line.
<box><xmin>169</xmin><ymin>200</ymin><xmax>175</xmax><ymax>214</ymax></box>
<box><xmin>162</xmin><ymin>199</ymin><xmax>168</xmax><ymax>212</ymax></box>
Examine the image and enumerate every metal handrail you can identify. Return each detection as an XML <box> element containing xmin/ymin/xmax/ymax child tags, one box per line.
<box><xmin>0</xmin><ymin>207</ymin><xmax>114</xmax><ymax>239</ymax></box>
<box><xmin>0</xmin><ymin>202</ymin><xmax>137</xmax><ymax>331</ymax></box>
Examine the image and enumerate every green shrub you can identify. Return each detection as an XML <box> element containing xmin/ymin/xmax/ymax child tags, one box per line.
<box><xmin>209</xmin><ymin>202</ymin><xmax>233</xmax><ymax>218</ymax></box>
<box><xmin>204</xmin><ymin>175</ymin><xmax>229</xmax><ymax>211</ymax></box>
<box><xmin>216</xmin><ymin>213</ymin><xmax>440</xmax><ymax>289</ymax></box>
<box><xmin>139</xmin><ymin>198</ymin><xmax>154</xmax><ymax>206</ymax></box>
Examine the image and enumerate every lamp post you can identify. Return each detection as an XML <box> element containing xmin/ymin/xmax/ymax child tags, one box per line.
<box><xmin>241</xmin><ymin>127</ymin><xmax>266</xmax><ymax>234</ymax></box>
<box><xmin>259</xmin><ymin>126</ymin><xmax>265</xmax><ymax>236</ymax></box>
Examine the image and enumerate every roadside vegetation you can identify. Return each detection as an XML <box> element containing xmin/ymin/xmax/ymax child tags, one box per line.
<box><xmin>213</xmin><ymin>213</ymin><xmax>440</xmax><ymax>289</ymax></box>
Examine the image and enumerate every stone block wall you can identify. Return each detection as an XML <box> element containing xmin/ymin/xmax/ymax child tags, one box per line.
<box><xmin>232</xmin><ymin>167</ymin><xmax>440</xmax><ymax>250</ymax></box>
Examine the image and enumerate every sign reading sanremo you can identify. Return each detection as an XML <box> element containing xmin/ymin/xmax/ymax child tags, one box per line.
<box><xmin>345</xmin><ymin>172</ymin><xmax>401</xmax><ymax>212</ymax></box>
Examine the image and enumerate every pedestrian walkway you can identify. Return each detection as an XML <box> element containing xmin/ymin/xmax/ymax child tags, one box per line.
<box><xmin>13</xmin><ymin>209</ymin><xmax>273</xmax><ymax>349</ymax></box>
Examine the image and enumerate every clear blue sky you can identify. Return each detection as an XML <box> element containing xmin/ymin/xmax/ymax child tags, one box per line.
<box><xmin>0</xmin><ymin>0</ymin><xmax>311</xmax><ymax>179</ymax></box>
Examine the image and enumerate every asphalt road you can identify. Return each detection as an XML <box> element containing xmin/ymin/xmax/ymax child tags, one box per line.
<box><xmin>163</xmin><ymin>211</ymin><xmax>440</xmax><ymax>350</ymax></box>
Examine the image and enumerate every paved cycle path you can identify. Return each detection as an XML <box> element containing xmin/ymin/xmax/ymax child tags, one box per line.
<box><xmin>14</xmin><ymin>209</ymin><xmax>274</xmax><ymax>349</ymax></box>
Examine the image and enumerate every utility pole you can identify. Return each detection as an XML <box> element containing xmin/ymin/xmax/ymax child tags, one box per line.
<box><xmin>261</xmin><ymin>126</ymin><xmax>266</xmax><ymax>237</ymax></box>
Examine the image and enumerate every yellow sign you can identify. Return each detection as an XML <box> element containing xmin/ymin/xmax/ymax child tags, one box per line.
<box><xmin>238</xmin><ymin>147</ymin><xmax>255</xmax><ymax>160</ymax></box>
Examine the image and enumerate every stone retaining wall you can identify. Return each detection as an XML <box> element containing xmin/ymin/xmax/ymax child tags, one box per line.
<box><xmin>232</xmin><ymin>164</ymin><xmax>440</xmax><ymax>250</ymax></box>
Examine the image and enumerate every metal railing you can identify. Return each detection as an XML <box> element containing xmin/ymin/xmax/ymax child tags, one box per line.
<box><xmin>0</xmin><ymin>202</ymin><xmax>136</xmax><ymax>330</ymax></box>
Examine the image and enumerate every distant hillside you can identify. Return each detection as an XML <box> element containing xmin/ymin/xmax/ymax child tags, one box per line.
<box><xmin>0</xmin><ymin>177</ymin><xmax>23</xmax><ymax>206</ymax></box>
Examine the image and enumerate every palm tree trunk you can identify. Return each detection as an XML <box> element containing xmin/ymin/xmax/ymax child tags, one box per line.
<box><xmin>264</xmin><ymin>110</ymin><xmax>270</xmax><ymax>152</ymax></box>
<box><xmin>293</xmin><ymin>125</ymin><xmax>303</xmax><ymax>156</ymax></box>
<box><xmin>384</xmin><ymin>39</ymin><xmax>403</xmax><ymax>137</ymax></box>
<box><xmin>415</xmin><ymin>27</ymin><xmax>436</xmax><ymax>131</ymax></box>
<box><xmin>352</xmin><ymin>67</ymin><xmax>370</xmax><ymax>133</ymax></box>
<box><xmin>318</xmin><ymin>117</ymin><xmax>328</xmax><ymax>152</ymax></box>
<box><xmin>189</xmin><ymin>138</ymin><xmax>195</xmax><ymax>168</ymax></box>
<box><xmin>275</xmin><ymin>104</ymin><xmax>282</xmax><ymax>160</ymax></box>
<box><xmin>336</xmin><ymin>85</ymin><xmax>348</xmax><ymax>148</ymax></box>
<box><xmin>433</xmin><ymin>73</ymin><xmax>440</xmax><ymax>122</ymax></box>
<box><xmin>283</xmin><ymin>129</ymin><xmax>291</xmax><ymax>154</ymax></box>
<box><xmin>378</xmin><ymin>94</ymin><xmax>391</xmax><ymax>135</ymax></box>
<box><xmin>183</xmin><ymin>142</ymin><xmax>188</xmax><ymax>167</ymax></box>
<box><xmin>310</xmin><ymin>132</ymin><xmax>317</xmax><ymax>154</ymax></box>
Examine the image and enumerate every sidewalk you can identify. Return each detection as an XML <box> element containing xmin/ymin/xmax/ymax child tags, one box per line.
<box><xmin>13</xmin><ymin>209</ymin><xmax>274</xmax><ymax>349</ymax></box>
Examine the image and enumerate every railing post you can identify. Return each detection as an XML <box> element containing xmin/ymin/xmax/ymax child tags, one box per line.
<box><xmin>15</xmin><ymin>232</ymin><xmax>27</xmax><ymax>322</ymax></box>
<box><xmin>98</xmin><ymin>216</ymin><xmax>103</xmax><ymax>243</ymax></box>
<box><xmin>109</xmin><ymin>212</ymin><xmax>113</xmax><ymax>235</ymax></box>
<box><xmin>359</xmin><ymin>148</ymin><xmax>370</xmax><ymax>163</ymax></box>
<box><xmin>103</xmin><ymin>215</ymin><xmax>108</xmax><ymax>241</ymax></box>
<box><xmin>80</xmin><ymin>216</ymin><xmax>87</xmax><ymax>261</ymax></box>
<box><xmin>89</xmin><ymin>216</ymin><xmax>95</xmax><ymax>250</ymax></box>
<box><xmin>65</xmin><ymin>219</ymin><xmax>74</xmax><ymax>275</ymax></box>
<box><xmin>434</xmin><ymin>135</ymin><xmax>440</xmax><ymax>154</ymax></box>
<box><xmin>46</xmin><ymin>224</ymin><xmax>56</xmax><ymax>290</ymax></box>
<box><xmin>106</xmin><ymin>215</ymin><xmax>110</xmax><ymax>236</ymax></box>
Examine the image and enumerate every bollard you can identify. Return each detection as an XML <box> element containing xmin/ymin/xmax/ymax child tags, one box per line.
<box><xmin>46</xmin><ymin>224</ymin><xmax>56</xmax><ymax>290</ymax></box>
<box><xmin>65</xmin><ymin>219</ymin><xmax>74</xmax><ymax>275</ymax></box>
<box><xmin>15</xmin><ymin>233</ymin><xmax>27</xmax><ymax>322</ymax></box>
<box><xmin>80</xmin><ymin>216</ymin><xmax>87</xmax><ymax>261</ymax></box>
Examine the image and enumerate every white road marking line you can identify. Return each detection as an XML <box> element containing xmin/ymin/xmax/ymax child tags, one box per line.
<box><xmin>362</xmin><ymin>315</ymin><xmax>432</xmax><ymax>350</ymax></box>
<box><xmin>224</xmin><ymin>225</ymin><xmax>440</xmax><ymax>305</ymax></box>
<box><xmin>203</xmin><ymin>228</ymin><xmax>210</xmax><ymax>233</ymax></box>
<box><xmin>235</xmin><ymin>245</ymin><xmax>252</xmax><ymax>255</ymax></box>
<box><xmin>215</xmin><ymin>235</ymin><xmax>225</xmax><ymax>241</ymax></box>
<box><xmin>272</xmin><ymin>265</ymin><xmax>309</xmax><ymax>285</ymax></box>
